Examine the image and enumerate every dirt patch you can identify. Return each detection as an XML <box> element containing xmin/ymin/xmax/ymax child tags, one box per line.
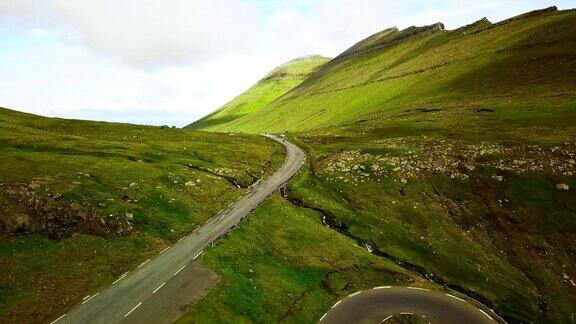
<box><xmin>476</xmin><ymin>108</ymin><xmax>495</xmax><ymax>113</ymax></box>
<box><xmin>0</xmin><ymin>180</ymin><xmax>133</xmax><ymax>239</ymax></box>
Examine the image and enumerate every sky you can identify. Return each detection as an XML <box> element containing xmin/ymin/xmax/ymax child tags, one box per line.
<box><xmin>0</xmin><ymin>1</ymin><xmax>573</xmax><ymax>126</ymax></box>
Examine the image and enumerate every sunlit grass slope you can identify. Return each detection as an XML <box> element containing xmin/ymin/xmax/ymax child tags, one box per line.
<box><xmin>0</xmin><ymin>107</ymin><xmax>283</xmax><ymax>323</ymax></box>
<box><xmin>187</xmin><ymin>55</ymin><xmax>329</xmax><ymax>131</ymax></box>
<box><xmin>212</xmin><ymin>7</ymin><xmax>576</xmax><ymax>134</ymax></box>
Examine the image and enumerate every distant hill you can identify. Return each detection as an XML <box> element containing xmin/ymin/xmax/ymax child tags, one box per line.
<box><xmin>196</xmin><ymin>6</ymin><xmax>576</xmax><ymax>133</ymax></box>
<box><xmin>187</xmin><ymin>55</ymin><xmax>330</xmax><ymax>131</ymax></box>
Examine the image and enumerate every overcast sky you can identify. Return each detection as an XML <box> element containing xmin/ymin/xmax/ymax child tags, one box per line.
<box><xmin>0</xmin><ymin>1</ymin><xmax>572</xmax><ymax>126</ymax></box>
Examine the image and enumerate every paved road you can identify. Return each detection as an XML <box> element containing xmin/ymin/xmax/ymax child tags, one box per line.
<box><xmin>320</xmin><ymin>286</ymin><xmax>501</xmax><ymax>324</ymax></box>
<box><xmin>50</xmin><ymin>135</ymin><xmax>305</xmax><ymax>324</ymax></box>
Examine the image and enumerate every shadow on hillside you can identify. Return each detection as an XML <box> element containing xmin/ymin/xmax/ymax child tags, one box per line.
<box><xmin>189</xmin><ymin>114</ymin><xmax>244</xmax><ymax>129</ymax></box>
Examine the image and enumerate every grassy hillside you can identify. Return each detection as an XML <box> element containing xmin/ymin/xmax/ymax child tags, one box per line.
<box><xmin>209</xmin><ymin>7</ymin><xmax>576</xmax><ymax>133</ymax></box>
<box><xmin>183</xmin><ymin>7</ymin><xmax>576</xmax><ymax>323</ymax></box>
<box><xmin>187</xmin><ymin>55</ymin><xmax>330</xmax><ymax>131</ymax></box>
<box><xmin>0</xmin><ymin>107</ymin><xmax>283</xmax><ymax>323</ymax></box>
<box><xmin>287</xmin><ymin>131</ymin><xmax>575</xmax><ymax>323</ymax></box>
<box><xmin>179</xmin><ymin>193</ymin><xmax>428</xmax><ymax>323</ymax></box>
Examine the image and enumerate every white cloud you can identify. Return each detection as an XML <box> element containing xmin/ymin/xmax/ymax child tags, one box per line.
<box><xmin>0</xmin><ymin>0</ymin><xmax>572</xmax><ymax>126</ymax></box>
<box><xmin>1</xmin><ymin>0</ymin><xmax>262</xmax><ymax>67</ymax></box>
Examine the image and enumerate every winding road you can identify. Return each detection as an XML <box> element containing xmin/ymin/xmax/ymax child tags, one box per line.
<box><xmin>319</xmin><ymin>286</ymin><xmax>502</xmax><ymax>324</ymax></box>
<box><xmin>50</xmin><ymin>135</ymin><xmax>305</xmax><ymax>324</ymax></box>
<box><xmin>50</xmin><ymin>136</ymin><xmax>504</xmax><ymax>324</ymax></box>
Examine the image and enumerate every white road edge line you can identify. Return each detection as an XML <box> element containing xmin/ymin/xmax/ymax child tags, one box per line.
<box><xmin>382</xmin><ymin>315</ymin><xmax>393</xmax><ymax>322</ymax></box>
<box><xmin>446</xmin><ymin>294</ymin><xmax>466</xmax><ymax>302</ymax></box>
<box><xmin>400</xmin><ymin>312</ymin><xmax>413</xmax><ymax>315</ymax></box>
<box><xmin>320</xmin><ymin>313</ymin><xmax>327</xmax><ymax>322</ymax></box>
<box><xmin>478</xmin><ymin>309</ymin><xmax>493</xmax><ymax>321</ymax></box>
<box><xmin>112</xmin><ymin>272</ymin><xmax>128</xmax><ymax>285</ymax></box>
<box><xmin>124</xmin><ymin>302</ymin><xmax>142</xmax><ymax>317</ymax></box>
<box><xmin>373</xmin><ymin>286</ymin><xmax>392</xmax><ymax>289</ymax></box>
<box><xmin>348</xmin><ymin>291</ymin><xmax>361</xmax><ymax>298</ymax></box>
<box><xmin>50</xmin><ymin>314</ymin><xmax>66</xmax><ymax>324</ymax></box>
<box><xmin>193</xmin><ymin>251</ymin><xmax>203</xmax><ymax>259</ymax></box>
<box><xmin>82</xmin><ymin>292</ymin><xmax>99</xmax><ymax>304</ymax></box>
<box><xmin>407</xmin><ymin>287</ymin><xmax>429</xmax><ymax>291</ymax></box>
<box><xmin>153</xmin><ymin>282</ymin><xmax>166</xmax><ymax>294</ymax></box>
<box><xmin>177</xmin><ymin>236</ymin><xmax>185</xmax><ymax>242</ymax></box>
<box><xmin>174</xmin><ymin>265</ymin><xmax>186</xmax><ymax>276</ymax></box>
<box><xmin>138</xmin><ymin>259</ymin><xmax>150</xmax><ymax>268</ymax></box>
<box><xmin>331</xmin><ymin>300</ymin><xmax>341</xmax><ymax>308</ymax></box>
<box><xmin>159</xmin><ymin>246</ymin><xmax>170</xmax><ymax>254</ymax></box>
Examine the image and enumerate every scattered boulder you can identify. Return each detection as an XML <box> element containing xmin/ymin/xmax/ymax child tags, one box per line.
<box><xmin>125</xmin><ymin>213</ymin><xmax>134</xmax><ymax>220</ymax></box>
<box><xmin>129</xmin><ymin>182</ymin><xmax>138</xmax><ymax>188</ymax></box>
<box><xmin>555</xmin><ymin>183</ymin><xmax>570</xmax><ymax>191</ymax></box>
<box><xmin>77</xmin><ymin>171</ymin><xmax>91</xmax><ymax>178</ymax></box>
<box><xmin>492</xmin><ymin>175</ymin><xmax>504</xmax><ymax>182</ymax></box>
<box><xmin>185</xmin><ymin>181</ymin><xmax>196</xmax><ymax>187</ymax></box>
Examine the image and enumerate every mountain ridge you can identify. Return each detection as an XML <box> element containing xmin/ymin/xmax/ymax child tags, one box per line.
<box><xmin>192</xmin><ymin>6</ymin><xmax>576</xmax><ymax>133</ymax></box>
<box><xmin>187</xmin><ymin>55</ymin><xmax>330</xmax><ymax>130</ymax></box>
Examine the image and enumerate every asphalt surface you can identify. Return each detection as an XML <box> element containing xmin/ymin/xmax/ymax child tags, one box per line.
<box><xmin>51</xmin><ymin>134</ymin><xmax>305</xmax><ymax>324</ymax></box>
<box><xmin>320</xmin><ymin>286</ymin><xmax>500</xmax><ymax>324</ymax></box>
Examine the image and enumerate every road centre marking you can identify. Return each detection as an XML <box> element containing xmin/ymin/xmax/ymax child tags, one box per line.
<box><xmin>174</xmin><ymin>265</ymin><xmax>186</xmax><ymax>276</ymax></box>
<box><xmin>153</xmin><ymin>282</ymin><xmax>166</xmax><ymax>294</ymax></box>
<box><xmin>50</xmin><ymin>314</ymin><xmax>66</xmax><ymax>324</ymax></box>
<box><xmin>407</xmin><ymin>287</ymin><xmax>428</xmax><ymax>291</ymax></box>
<box><xmin>124</xmin><ymin>302</ymin><xmax>142</xmax><ymax>317</ymax></box>
<box><xmin>478</xmin><ymin>309</ymin><xmax>493</xmax><ymax>321</ymax></box>
<box><xmin>112</xmin><ymin>272</ymin><xmax>128</xmax><ymax>285</ymax></box>
<box><xmin>446</xmin><ymin>294</ymin><xmax>466</xmax><ymax>302</ymax></box>
<box><xmin>138</xmin><ymin>259</ymin><xmax>150</xmax><ymax>268</ymax></box>
<box><xmin>82</xmin><ymin>293</ymin><xmax>99</xmax><ymax>304</ymax></box>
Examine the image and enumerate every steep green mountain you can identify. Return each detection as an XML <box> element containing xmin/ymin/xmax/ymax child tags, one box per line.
<box><xmin>0</xmin><ymin>107</ymin><xmax>283</xmax><ymax>323</ymax></box>
<box><xmin>187</xmin><ymin>55</ymin><xmax>330</xmax><ymax>131</ymax></box>
<box><xmin>201</xmin><ymin>6</ymin><xmax>576</xmax><ymax>134</ymax></box>
<box><xmin>182</xmin><ymin>7</ymin><xmax>576</xmax><ymax>323</ymax></box>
